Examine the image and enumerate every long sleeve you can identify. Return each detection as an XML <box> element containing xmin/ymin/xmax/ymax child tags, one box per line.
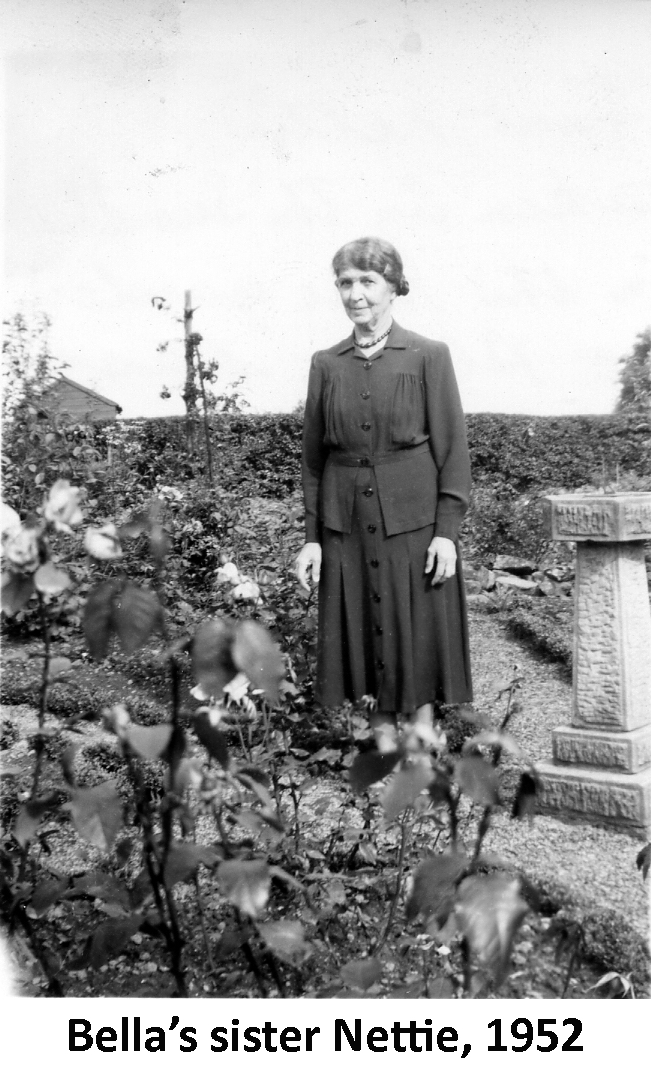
<box><xmin>424</xmin><ymin>344</ymin><xmax>471</xmax><ymax>541</ymax></box>
<box><xmin>301</xmin><ymin>352</ymin><xmax>328</xmax><ymax>543</ymax></box>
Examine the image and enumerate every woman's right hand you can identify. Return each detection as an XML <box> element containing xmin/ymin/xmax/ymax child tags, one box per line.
<box><xmin>296</xmin><ymin>542</ymin><xmax>322</xmax><ymax>591</ymax></box>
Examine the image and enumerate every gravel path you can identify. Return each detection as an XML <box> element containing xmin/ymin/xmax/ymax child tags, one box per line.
<box><xmin>467</xmin><ymin>608</ymin><xmax>649</xmax><ymax>967</ymax></box>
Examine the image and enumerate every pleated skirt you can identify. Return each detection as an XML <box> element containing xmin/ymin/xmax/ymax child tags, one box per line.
<box><xmin>315</xmin><ymin>472</ymin><xmax>473</xmax><ymax>717</ymax></box>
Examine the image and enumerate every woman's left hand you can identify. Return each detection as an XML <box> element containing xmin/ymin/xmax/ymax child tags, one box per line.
<box><xmin>425</xmin><ymin>536</ymin><xmax>457</xmax><ymax>585</ymax></box>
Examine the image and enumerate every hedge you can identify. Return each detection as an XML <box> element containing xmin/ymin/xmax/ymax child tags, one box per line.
<box><xmin>119</xmin><ymin>411</ymin><xmax>650</xmax><ymax>497</ymax></box>
<box><xmin>464</xmin><ymin>413</ymin><xmax>651</xmax><ymax>492</ymax></box>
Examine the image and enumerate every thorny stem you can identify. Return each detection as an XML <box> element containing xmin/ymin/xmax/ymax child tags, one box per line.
<box><xmin>289</xmin><ymin>784</ymin><xmax>301</xmax><ymax>850</ymax></box>
<box><xmin>497</xmin><ymin>672</ymin><xmax>522</xmax><ymax>736</ymax></box>
<box><xmin>373</xmin><ymin>811</ymin><xmax>411</xmax><ymax>953</ymax></box>
<box><xmin>125</xmin><ymin>759</ymin><xmax>170</xmax><ymax>926</ymax></box>
<box><xmin>214</xmin><ymin>802</ymin><xmax>235</xmax><ymax>858</ymax></box>
<box><xmin>17</xmin><ymin>593</ymin><xmax>52</xmax><ymax>885</ymax></box>
<box><xmin>325</xmin><ymin>810</ymin><xmax>346</xmax><ymax>862</ymax></box>
<box><xmin>235</xmin><ymin>719</ymin><xmax>252</xmax><ymax>763</ymax></box>
<box><xmin>9</xmin><ymin>591</ymin><xmax>63</xmax><ymax>993</ymax></box>
<box><xmin>125</xmin><ymin>754</ymin><xmax>186</xmax><ymax>996</ymax></box>
<box><xmin>270</xmin><ymin>767</ymin><xmax>284</xmax><ymax>822</ymax></box>
<box><xmin>236</xmin><ymin>912</ymin><xmax>268</xmax><ymax>997</ymax></box>
<box><xmin>255</xmin><ymin>926</ymin><xmax>287</xmax><ymax>997</ymax></box>
<box><xmin>261</xmin><ymin>701</ymin><xmax>272</xmax><ymax>753</ymax></box>
<box><xmin>447</xmin><ymin>790</ymin><xmax>460</xmax><ymax>847</ymax></box>
<box><xmin>161</xmin><ymin>654</ymin><xmax>183</xmax><ymax>852</ymax></box>
<box><xmin>151</xmin><ymin>580</ymin><xmax>187</xmax><ymax>997</ymax></box>
<box><xmin>461</xmin><ymin>936</ymin><xmax>473</xmax><ymax>997</ymax></box>
<box><xmin>421</xmin><ymin>942</ymin><xmax>430</xmax><ymax>992</ymax></box>
<box><xmin>468</xmin><ymin>676</ymin><xmax>522</xmax><ymax>864</ymax></box>
<box><xmin>560</xmin><ymin>945</ymin><xmax>579</xmax><ymax>998</ymax></box>
<box><xmin>160</xmin><ymin>876</ymin><xmax>187</xmax><ymax>996</ymax></box>
<box><xmin>472</xmin><ymin>806</ymin><xmax>493</xmax><ymax>863</ymax></box>
<box><xmin>31</xmin><ymin>592</ymin><xmax>52</xmax><ymax>799</ymax></box>
<box><xmin>559</xmin><ymin>927</ymin><xmax>584</xmax><ymax>998</ymax></box>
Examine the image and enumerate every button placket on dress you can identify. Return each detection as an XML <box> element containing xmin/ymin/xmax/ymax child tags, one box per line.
<box><xmin>358</xmin><ymin>481</ymin><xmax>384</xmax><ymax>681</ymax></box>
<box><xmin>352</xmin><ymin>351</ymin><xmax>386</xmax><ymax>685</ymax></box>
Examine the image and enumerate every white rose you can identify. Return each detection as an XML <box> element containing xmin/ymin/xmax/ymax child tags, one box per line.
<box><xmin>158</xmin><ymin>485</ymin><xmax>183</xmax><ymax>502</ymax></box>
<box><xmin>232</xmin><ymin>580</ymin><xmax>261</xmax><ymax>602</ymax></box>
<box><xmin>223</xmin><ymin>672</ymin><xmax>250</xmax><ymax>702</ymax></box>
<box><xmin>1</xmin><ymin>502</ymin><xmax>21</xmax><ymax>536</ymax></box>
<box><xmin>84</xmin><ymin>524</ymin><xmax>123</xmax><ymax>560</ymax></box>
<box><xmin>43</xmin><ymin>480</ymin><xmax>83</xmax><ymax>532</ymax></box>
<box><xmin>2</xmin><ymin>525</ymin><xmax>40</xmax><ymax>573</ymax></box>
<box><xmin>216</xmin><ymin>561</ymin><xmax>241</xmax><ymax>585</ymax></box>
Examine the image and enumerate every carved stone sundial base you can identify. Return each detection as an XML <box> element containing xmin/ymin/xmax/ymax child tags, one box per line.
<box><xmin>537</xmin><ymin>494</ymin><xmax>651</xmax><ymax>838</ymax></box>
<box><xmin>536</xmin><ymin>762</ymin><xmax>651</xmax><ymax>835</ymax></box>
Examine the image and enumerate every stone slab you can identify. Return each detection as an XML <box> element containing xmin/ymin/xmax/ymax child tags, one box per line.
<box><xmin>537</xmin><ymin>762</ymin><xmax>651</xmax><ymax>837</ymax></box>
<box><xmin>552</xmin><ymin>724</ymin><xmax>651</xmax><ymax>774</ymax></box>
<box><xmin>543</xmin><ymin>493</ymin><xmax>651</xmax><ymax>541</ymax></box>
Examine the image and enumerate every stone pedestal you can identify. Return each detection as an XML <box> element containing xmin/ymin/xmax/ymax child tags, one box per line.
<box><xmin>537</xmin><ymin>493</ymin><xmax>651</xmax><ymax>837</ymax></box>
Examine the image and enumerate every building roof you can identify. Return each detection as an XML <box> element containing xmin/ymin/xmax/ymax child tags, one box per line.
<box><xmin>46</xmin><ymin>375</ymin><xmax>122</xmax><ymax>413</ymax></box>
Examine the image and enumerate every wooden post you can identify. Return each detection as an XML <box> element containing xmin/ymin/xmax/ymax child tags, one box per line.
<box><xmin>182</xmin><ymin>290</ymin><xmax>198</xmax><ymax>447</ymax></box>
<box><xmin>196</xmin><ymin>345</ymin><xmax>215</xmax><ymax>488</ymax></box>
<box><xmin>182</xmin><ymin>290</ymin><xmax>214</xmax><ymax>486</ymax></box>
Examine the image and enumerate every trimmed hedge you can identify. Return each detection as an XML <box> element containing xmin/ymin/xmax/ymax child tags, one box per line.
<box><xmin>118</xmin><ymin>414</ymin><xmax>304</xmax><ymax>496</ymax></box>
<box><xmin>465</xmin><ymin>413</ymin><xmax>651</xmax><ymax>492</ymax></box>
<box><xmin>111</xmin><ymin>412</ymin><xmax>650</xmax><ymax>561</ymax></box>
<box><xmin>121</xmin><ymin>411</ymin><xmax>650</xmax><ymax>496</ymax></box>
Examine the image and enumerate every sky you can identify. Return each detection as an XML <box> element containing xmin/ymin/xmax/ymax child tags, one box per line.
<box><xmin>3</xmin><ymin>0</ymin><xmax>651</xmax><ymax>419</ymax></box>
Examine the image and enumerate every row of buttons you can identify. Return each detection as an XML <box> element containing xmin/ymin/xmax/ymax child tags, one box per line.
<box><xmin>364</xmin><ymin>506</ymin><xmax>384</xmax><ymax>670</ymax></box>
<box><xmin>358</xmin><ymin>460</ymin><xmax>385</xmax><ymax>672</ymax></box>
<box><xmin>360</xmin><ymin>389</ymin><xmax>372</xmax><ymax>472</ymax></box>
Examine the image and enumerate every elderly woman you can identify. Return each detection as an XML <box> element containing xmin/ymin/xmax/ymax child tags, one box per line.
<box><xmin>296</xmin><ymin>237</ymin><xmax>472</xmax><ymax>747</ymax></box>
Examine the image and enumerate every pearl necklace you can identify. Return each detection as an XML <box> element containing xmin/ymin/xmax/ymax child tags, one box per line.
<box><xmin>353</xmin><ymin>323</ymin><xmax>392</xmax><ymax>349</ymax></box>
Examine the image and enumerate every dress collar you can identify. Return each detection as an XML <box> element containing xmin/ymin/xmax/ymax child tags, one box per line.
<box><xmin>333</xmin><ymin>320</ymin><xmax>409</xmax><ymax>355</ymax></box>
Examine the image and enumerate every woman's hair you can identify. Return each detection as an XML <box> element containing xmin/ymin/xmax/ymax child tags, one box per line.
<box><xmin>332</xmin><ymin>237</ymin><xmax>410</xmax><ymax>296</ymax></box>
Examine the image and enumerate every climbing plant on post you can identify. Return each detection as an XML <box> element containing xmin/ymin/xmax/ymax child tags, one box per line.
<box><xmin>183</xmin><ymin>293</ymin><xmax>216</xmax><ymax>487</ymax></box>
<box><xmin>182</xmin><ymin>290</ymin><xmax>200</xmax><ymax>453</ymax></box>
<box><xmin>155</xmin><ymin>291</ymin><xmax>218</xmax><ymax>487</ymax></box>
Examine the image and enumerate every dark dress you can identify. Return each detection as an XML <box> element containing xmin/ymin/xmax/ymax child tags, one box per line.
<box><xmin>301</xmin><ymin>321</ymin><xmax>472</xmax><ymax>717</ymax></box>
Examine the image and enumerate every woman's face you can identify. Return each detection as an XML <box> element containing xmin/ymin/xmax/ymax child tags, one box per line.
<box><xmin>335</xmin><ymin>268</ymin><xmax>396</xmax><ymax>331</ymax></box>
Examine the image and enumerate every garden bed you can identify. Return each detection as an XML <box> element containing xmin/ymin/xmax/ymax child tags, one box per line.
<box><xmin>2</xmin><ymin>412</ymin><xmax>650</xmax><ymax>999</ymax></box>
<box><xmin>2</xmin><ymin>609</ymin><xmax>648</xmax><ymax>999</ymax></box>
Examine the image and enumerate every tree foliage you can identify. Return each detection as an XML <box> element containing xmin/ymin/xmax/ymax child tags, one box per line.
<box><xmin>2</xmin><ymin>311</ymin><xmax>63</xmax><ymax>420</ymax></box>
<box><xmin>616</xmin><ymin>327</ymin><xmax>651</xmax><ymax>414</ymax></box>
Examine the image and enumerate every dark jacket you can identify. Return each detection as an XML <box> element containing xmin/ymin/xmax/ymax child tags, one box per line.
<box><xmin>301</xmin><ymin>322</ymin><xmax>471</xmax><ymax>542</ymax></box>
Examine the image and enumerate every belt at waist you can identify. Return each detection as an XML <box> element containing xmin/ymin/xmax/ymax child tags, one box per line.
<box><xmin>327</xmin><ymin>441</ymin><xmax>430</xmax><ymax>468</ymax></box>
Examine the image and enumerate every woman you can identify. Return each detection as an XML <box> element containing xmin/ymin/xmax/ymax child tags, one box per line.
<box><xmin>296</xmin><ymin>237</ymin><xmax>472</xmax><ymax>746</ymax></box>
